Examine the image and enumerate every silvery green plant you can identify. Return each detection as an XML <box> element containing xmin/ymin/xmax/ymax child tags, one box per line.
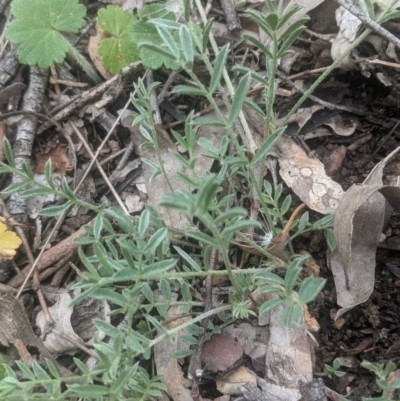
<box><xmin>1</xmin><ymin>0</ymin><xmax>389</xmax><ymax>397</ymax></box>
<box><xmin>137</xmin><ymin>9</ymin><xmax>287</xmax><ymax>233</ymax></box>
<box><xmin>0</xmin><ymin>139</ymin><xmax>102</xmax><ymax>217</ymax></box>
<box><xmin>254</xmin><ymin>254</ymin><xmax>325</xmax><ymax>324</ymax></box>
<box><xmin>260</xmin><ymin>181</ymin><xmax>335</xmax><ymax>248</ymax></box>
<box><xmin>361</xmin><ymin>361</ymin><xmax>400</xmax><ymax>401</ymax></box>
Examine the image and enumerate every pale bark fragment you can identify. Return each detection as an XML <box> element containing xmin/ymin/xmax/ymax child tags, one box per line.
<box><xmin>8</xmin><ymin>66</ymin><xmax>48</xmax><ymax>217</ymax></box>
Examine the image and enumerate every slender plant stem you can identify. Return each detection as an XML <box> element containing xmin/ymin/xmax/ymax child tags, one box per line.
<box><xmin>184</xmin><ymin>69</ymin><xmax>276</xmax><ymax>234</ymax></box>
<box><xmin>149</xmin><ymin>304</ymin><xmax>232</xmax><ymax>348</ymax></box>
<box><xmin>280</xmin><ymin>28</ymin><xmax>373</xmax><ymax>127</ymax></box>
<box><xmin>201</xmin><ymin>213</ymin><xmax>237</xmax><ymax>287</ymax></box>
<box><xmin>265</xmin><ymin>38</ymin><xmax>278</xmax><ymax>138</ymax></box>
<box><xmin>193</xmin><ymin>0</ymin><xmax>257</xmax><ymax>153</ymax></box>
<box><xmin>146</xmin><ymin>112</ymin><xmax>175</xmax><ymax>194</ymax></box>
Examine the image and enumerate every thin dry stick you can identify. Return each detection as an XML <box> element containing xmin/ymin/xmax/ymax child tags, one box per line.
<box><xmin>348</xmin><ymin>133</ymin><xmax>373</xmax><ymax>152</ymax></box>
<box><xmin>335</xmin><ymin>0</ymin><xmax>400</xmax><ymax>50</ymax></box>
<box><xmin>219</xmin><ymin>0</ymin><xmax>241</xmax><ymax>32</ymax></box>
<box><xmin>74</xmin><ymin>147</ymin><xmax>126</xmax><ymax>187</ymax></box>
<box><xmin>190</xmin><ymin>247</ymin><xmax>217</xmax><ymax>400</ymax></box>
<box><xmin>68</xmin><ymin>119</ymin><xmax>128</xmax><ymax>214</ymax></box>
<box><xmin>157</xmin><ymin>70</ymin><xmax>180</xmax><ymax>104</ymax></box>
<box><xmin>114</xmin><ymin>140</ymin><xmax>135</xmax><ymax>173</ymax></box>
<box><xmin>49</xmin><ymin>78</ymin><xmax>88</xmax><ymax>88</ymax></box>
<box><xmin>286</xmin><ymin>67</ymin><xmax>330</xmax><ymax>81</ymax></box>
<box><xmin>194</xmin><ymin>0</ymin><xmax>258</xmax><ymax>154</ymax></box>
<box><xmin>204</xmin><ymin>0</ymin><xmax>213</xmax><ymax>15</ymax></box>
<box><xmin>366</xmin><ymin>58</ymin><xmax>400</xmax><ymax>69</ymax></box>
<box><xmin>267</xmin><ymin>203</ymin><xmax>306</xmax><ymax>257</ymax></box>
<box><xmin>51</xmin><ymin>329</ymin><xmax>97</xmax><ymax>359</ymax></box>
<box><xmin>50</xmin><ymin>64</ymin><xmax>62</xmax><ymax>95</ymax></box>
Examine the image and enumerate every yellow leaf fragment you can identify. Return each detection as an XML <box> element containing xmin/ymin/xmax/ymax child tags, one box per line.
<box><xmin>0</xmin><ymin>217</ymin><xmax>22</xmax><ymax>259</ymax></box>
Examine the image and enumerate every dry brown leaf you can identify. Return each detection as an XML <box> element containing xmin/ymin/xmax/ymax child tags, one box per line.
<box><xmin>332</xmin><ymin>146</ymin><xmax>400</xmax><ymax>318</ymax></box>
<box><xmin>324</xmin><ymin>145</ymin><xmax>347</xmax><ymax>177</ymax></box>
<box><xmin>276</xmin><ymin>106</ymin><xmax>324</xmax><ymax>134</ymax></box>
<box><xmin>120</xmin><ymin>110</ymin><xmax>223</xmax><ymax>232</ymax></box>
<box><xmin>88</xmin><ymin>23</ymin><xmax>113</xmax><ymax>80</ymax></box>
<box><xmin>272</xmin><ymin>135</ymin><xmax>344</xmax><ymax>214</ymax></box>
<box><xmin>36</xmin><ymin>292</ymin><xmax>84</xmax><ymax>353</ymax></box>
<box><xmin>36</xmin><ymin>291</ymin><xmax>110</xmax><ymax>353</ymax></box>
<box><xmin>324</xmin><ymin>115</ymin><xmax>357</xmax><ymax>137</ymax></box>
<box><xmin>153</xmin><ymin>305</ymin><xmax>193</xmax><ymax>401</ymax></box>
<box><xmin>264</xmin><ymin>297</ymin><xmax>314</xmax><ymax>401</ymax></box>
<box><xmin>34</xmin><ymin>144</ymin><xmax>73</xmax><ymax>176</ymax></box>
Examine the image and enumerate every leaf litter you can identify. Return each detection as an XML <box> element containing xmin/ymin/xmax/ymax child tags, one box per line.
<box><xmin>331</xmin><ymin>145</ymin><xmax>400</xmax><ymax>318</ymax></box>
<box><xmin>2</xmin><ymin>0</ymin><xmax>400</xmax><ymax>399</ymax></box>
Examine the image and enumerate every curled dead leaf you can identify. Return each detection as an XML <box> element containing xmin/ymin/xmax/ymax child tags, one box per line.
<box><xmin>36</xmin><ymin>291</ymin><xmax>110</xmax><ymax>354</ymax></box>
<box><xmin>88</xmin><ymin>23</ymin><xmax>113</xmax><ymax>80</ymax></box>
<box><xmin>324</xmin><ymin>115</ymin><xmax>357</xmax><ymax>137</ymax></box>
<box><xmin>154</xmin><ymin>305</ymin><xmax>192</xmax><ymax>401</ymax></box>
<box><xmin>332</xmin><ymin>145</ymin><xmax>400</xmax><ymax>317</ymax></box>
<box><xmin>0</xmin><ymin>294</ymin><xmax>71</xmax><ymax>376</ymax></box>
<box><xmin>272</xmin><ymin>135</ymin><xmax>344</xmax><ymax>214</ymax></box>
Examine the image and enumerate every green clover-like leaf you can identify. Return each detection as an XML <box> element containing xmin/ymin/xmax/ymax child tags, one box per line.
<box><xmin>5</xmin><ymin>0</ymin><xmax>86</xmax><ymax>69</ymax></box>
<box><xmin>97</xmin><ymin>6</ymin><xmax>140</xmax><ymax>75</ymax></box>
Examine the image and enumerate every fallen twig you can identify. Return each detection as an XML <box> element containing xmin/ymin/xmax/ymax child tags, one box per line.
<box><xmin>8</xmin><ymin>66</ymin><xmax>48</xmax><ymax>217</ymax></box>
<box><xmin>37</xmin><ymin>61</ymin><xmax>141</xmax><ymax>134</ymax></box>
<box><xmin>7</xmin><ymin>219</ymin><xmax>94</xmax><ymax>289</ymax></box>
